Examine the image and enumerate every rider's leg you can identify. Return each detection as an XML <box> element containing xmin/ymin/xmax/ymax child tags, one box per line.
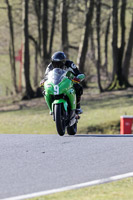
<box><xmin>76</xmin><ymin>95</ymin><xmax>83</xmax><ymax>114</ymax></box>
<box><xmin>73</xmin><ymin>84</ymin><xmax>83</xmax><ymax>114</ymax></box>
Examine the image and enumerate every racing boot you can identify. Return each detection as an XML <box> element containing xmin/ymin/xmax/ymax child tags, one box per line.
<box><xmin>76</xmin><ymin>96</ymin><xmax>83</xmax><ymax>114</ymax></box>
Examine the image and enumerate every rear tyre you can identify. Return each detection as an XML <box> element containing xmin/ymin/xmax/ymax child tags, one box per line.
<box><xmin>67</xmin><ymin>122</ymin><xmax>77</xmax><ymax>135</ymax></box>
<box><xmin>54</xmin><ymin>104</ymin><xmax>66</xmax><ymax>136</ymax></box>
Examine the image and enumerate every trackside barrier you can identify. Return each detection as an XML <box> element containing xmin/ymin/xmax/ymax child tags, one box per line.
<box><xmin>120</xmin><ymin>115</ymin><xmax>133</xmax><ymax>134</ymax></box>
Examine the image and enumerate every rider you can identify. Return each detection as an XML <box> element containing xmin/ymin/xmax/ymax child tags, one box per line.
<box><xmin>41</xmin><ymin>51</ymin><xmax>85</xmax><ymax>114</ymax></box>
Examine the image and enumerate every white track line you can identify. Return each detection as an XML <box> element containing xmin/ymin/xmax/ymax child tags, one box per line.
<box><xmin>2</xmin><ymin>172</ymin><xmax>133</xmax><ymax>200</ymax></box>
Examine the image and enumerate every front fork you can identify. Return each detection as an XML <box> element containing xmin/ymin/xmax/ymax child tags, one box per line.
<box><xmin>52</xmin><ymin>100</ymin><xmax>68</xmax><ymax>121</ymax></box>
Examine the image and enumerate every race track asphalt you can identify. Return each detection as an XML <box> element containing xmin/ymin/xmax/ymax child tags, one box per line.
<box><xmin>0</xmin><ymin>133</ymin><xmax>133</xmax><ymax>199</ymax></box>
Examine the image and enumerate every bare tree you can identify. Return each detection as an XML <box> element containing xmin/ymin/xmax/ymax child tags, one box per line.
<box><xmin>60</xmin><ymin>0</ymin><xmax>69</xmax><ymax>57</ymax></box>
<box><xmin>32</xmin><ymin>0</ymin><xmax>42</xmax><ymax>57</ymax></box>
<box><xmin>122</xmin><ymin>16</ymin><xmax>133</xmax><ymax>85</ymax></box>
<box><xmin>117</xmin><ymin>0</ymin><xmax>126</xmax><ymax>86</ymax></box>
<box><xmin>107</xmin><ymin>0</ymin><xmax>131</xmax><ymax>90</ymax></box>
<box><xmin>96</xmin><ymin>0</ymin><xmax>103</xmax><ymax>92</ymax></box>
<box><xmin>23</xmin><ymin>0</ymin><xmax>34</xmax><ymax>99</ymax></box>
<box><xmin>42</xmin><ymin>0</ymin><xmax>49</xmax><ymax>67</ymax></box>
<box><xmin>29</xmin><ymin>35</ymin><xmax>38</xmax><ymax>88</ymax></box>
<box><xmin>104</xmin><ymin>14</ymin><xmax>111</xmax><ymax>76</ymax></box>
<box><xmin>112</xmin><ymin>0</ymin><xmax>119</xmax><ymax>85</ymax></box>
<box><xmin>5</xmin><ymin>0</ymin><xmax>18</xmax><ymax>94</ymax></box>
<box><xmin>77</xmin><ymin>0</ymin><xmax>95</xmax><ymax>87</ymax></box>
<box><xmin>49</xmin><ymin>0</ymin><xmax>58</xmax><ymax>55</ymax></box>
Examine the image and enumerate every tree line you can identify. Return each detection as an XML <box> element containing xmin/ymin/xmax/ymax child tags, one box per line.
<box><xmin>2</xmin><ymin>0</ymin><xmax>133</xmax><ymax>98</ymax></box>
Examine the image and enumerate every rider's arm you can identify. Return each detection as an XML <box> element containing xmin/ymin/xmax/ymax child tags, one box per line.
<box><xmin>65</xmin><ymin>60</ymin><xmax>81</xmax><ymax>76</ymax></box>
<box><xmin>65</xmin><ymin>60</ymin><xmax>85</xmax><ymax>82</ymax></box>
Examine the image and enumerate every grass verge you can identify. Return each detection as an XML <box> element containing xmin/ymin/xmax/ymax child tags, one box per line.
<box><xmin>28</xmin><ymin>178</ymin><xmax>133</xmax><ymax>200</ymax></box>
<box><xmin>0</xmin><ymin>89</ymin><xmax>133</xmax><ymax>134</ymax></box>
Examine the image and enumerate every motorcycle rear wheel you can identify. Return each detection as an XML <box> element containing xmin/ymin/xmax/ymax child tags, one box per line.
<box><xmin>67</xmin><ymin>122</ymin><xmax>77</xmax><ymax>135</ymax></box>
<box><xmin>54</xmin><ymin>104</ymin><xmax>66</xmax><ymax>136</ymax></box>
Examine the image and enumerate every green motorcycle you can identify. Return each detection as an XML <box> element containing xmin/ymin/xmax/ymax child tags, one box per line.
<box><xmin>43</xmin><ymin>68</ymin><xmax>84</xmax><ymax>136</ymax></box>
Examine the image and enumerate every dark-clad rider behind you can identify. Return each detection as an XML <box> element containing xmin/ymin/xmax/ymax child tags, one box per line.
<box><xmin>40</xmin><ymin>51</ymin><xmax>85</xmax><ymax>114</ymax></box>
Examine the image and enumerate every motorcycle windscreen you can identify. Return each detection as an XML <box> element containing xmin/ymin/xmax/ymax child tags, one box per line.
<box><xmin>48</xmin><ymin>68</ymin><xmax>66</xmax><ymax>85</ymax></box>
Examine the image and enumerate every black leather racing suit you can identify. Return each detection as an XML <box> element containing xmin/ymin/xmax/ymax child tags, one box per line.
<box><xmin>44</xmin><ymin>60</ymin><xmax>83</xmax><ymax>107</ymax></box>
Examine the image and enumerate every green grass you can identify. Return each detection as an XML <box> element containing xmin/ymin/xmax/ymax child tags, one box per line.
<box><xmin>28</xmin><ymin>178</ymin><xmax>133</xmax><ymax>200</ymax></box>
<box><xmin>0</xmin><ymin>105</ymin><xmax>56</xmax><ymax>134</ymax></box>
<box><xmin>79</xmin><ymin>89</ymin><xmax>133</xmax><ymax>134</ymax></box>
<box><xmin>0</xmin><ymin>89</ymin><xmax>133</xmax><ymax>134</ymax></box>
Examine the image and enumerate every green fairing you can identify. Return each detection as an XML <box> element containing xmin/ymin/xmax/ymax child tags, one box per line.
<box><xmin>52</xmin><ymin>99</ymin><xmax>68</xmax><ymax>112</ymax></box>
<box><xmin>45</xmin><ymin>94</ymin><xmax>52</xmax><ymax>111</ymax></box>
<box><xmin>66</xmin><ymin>87</ymin><xmax>76</xmax><ymax>110</ymax></box>
<box><xmin>44</xmin><ymin>69</ymin><xmax>77</xmax><ymax>112</ymax></box>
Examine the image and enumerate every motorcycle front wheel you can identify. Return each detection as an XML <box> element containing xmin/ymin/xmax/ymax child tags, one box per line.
<box><xmin>67</xmin><ymin>122</ymin><xmax>77</xmax><ymax>135</ymax></box>
<box><xmin>54</xmin><ymin>104</ymin><xmax>66</xmax><ymax>136</ymax></box>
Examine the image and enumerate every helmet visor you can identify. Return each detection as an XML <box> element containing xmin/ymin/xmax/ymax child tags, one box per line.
<box><xmin>52</xmin><ymin>61</ymin><xmax>64</xmax><ymax>69</ymax></box>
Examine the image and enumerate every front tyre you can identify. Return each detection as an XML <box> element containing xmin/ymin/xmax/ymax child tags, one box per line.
<box><xmin>54</xmin><ymin>104</ymin><xmax>66</xmax><ymax>136</ymax></box>
<box><xmin>67</xmin><ymin>122</ymin><xmax>77</xmax><ymax>135</ymax></box>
